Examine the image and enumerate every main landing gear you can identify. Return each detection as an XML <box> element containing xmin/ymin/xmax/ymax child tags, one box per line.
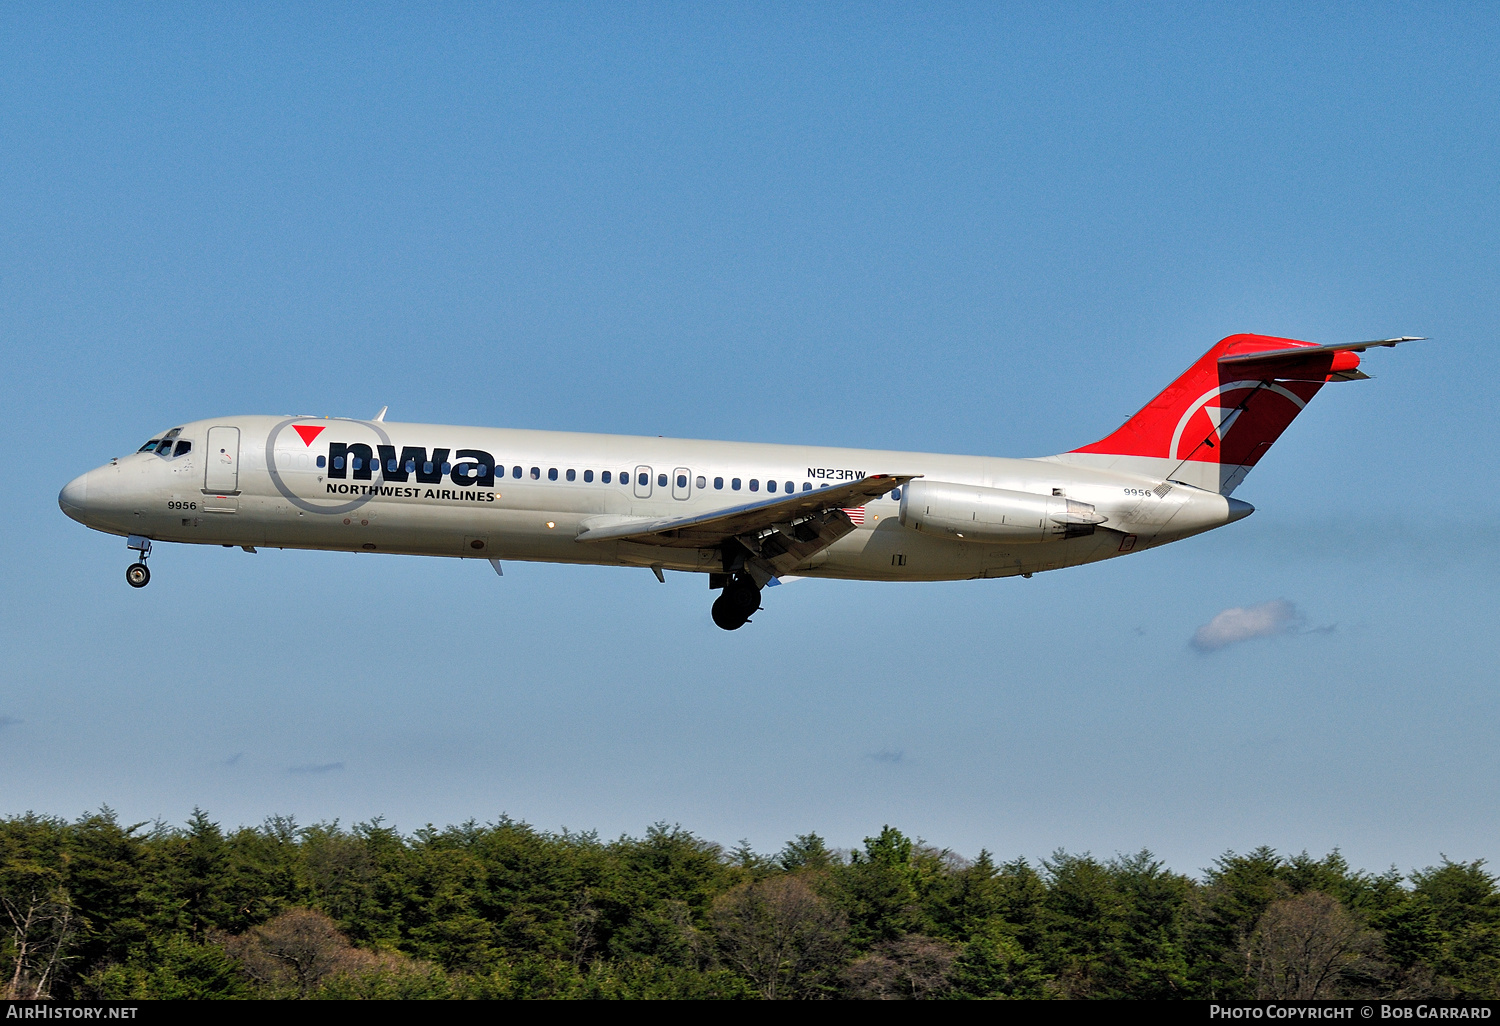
<box><xmin>125</xmin><ymin>535</ymin><xmax>152</xmax><ymax>588</ymax></box>
<box><xmin>710</xmin><ymin>572</ymin><xmax>761</xmax><ymax>631</ymax></box>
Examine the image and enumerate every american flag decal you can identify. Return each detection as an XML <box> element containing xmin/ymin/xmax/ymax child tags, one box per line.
<box><xmin>841</xmin><ymin>506</ymin><xmax>866</xmax><ymax>525</ymax></box>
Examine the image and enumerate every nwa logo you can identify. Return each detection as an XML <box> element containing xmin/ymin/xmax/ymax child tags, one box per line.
<box><xmin>267</xmin><ymin>420</ymin><xmax>497</xmax><ymax>516</ymax></box>
<box><xmin>326</xmin><ymin>442</ymin><xmax>498</xmax><ymax>488</ymax></box>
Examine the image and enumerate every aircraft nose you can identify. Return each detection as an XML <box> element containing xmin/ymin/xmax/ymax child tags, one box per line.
<box><xmin>1226</xmin><ymin>497</ymin><xmax>1255</xmax><ymax>523</ymax></box>
<box><xmin>59</xmin><ymin>472</ymin><xmax>90</xmax><ymax>520</ymax></box>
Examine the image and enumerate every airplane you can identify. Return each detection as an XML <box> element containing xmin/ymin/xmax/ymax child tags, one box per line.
<box><xmin>59</xmin><ymin>333</ymin><xmax>1421</xmax><ymax>630</ymax></box>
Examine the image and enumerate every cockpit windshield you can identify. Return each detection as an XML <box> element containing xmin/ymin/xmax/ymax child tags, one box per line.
<box><xmin>139</xmin><ymin>428</ymin><xmax>189</xmax><ymax>458</ymax></box>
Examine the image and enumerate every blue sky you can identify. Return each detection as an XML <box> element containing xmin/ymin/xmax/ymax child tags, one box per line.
<box><xmin>2</xmin><ymin>3</ymin><xmax>1496</xmax><ymax>875</ymax></box>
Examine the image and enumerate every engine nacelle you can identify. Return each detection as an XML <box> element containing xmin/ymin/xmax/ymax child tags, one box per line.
<box><xmin>899</xmin><ymin>480</ymin><xmax>1106</xmax><ymax>544</ymax></box>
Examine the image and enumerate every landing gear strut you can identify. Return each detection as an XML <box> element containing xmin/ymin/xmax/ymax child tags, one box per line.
<box><xmin>126</xmin><ymin>535</ymin><xmax>152</xmax><ymax>588</ymax></box>
<box><xmin>711</xmin><ymin>572</ymin><xmax>761</xmax><ymax>631</ymax></box>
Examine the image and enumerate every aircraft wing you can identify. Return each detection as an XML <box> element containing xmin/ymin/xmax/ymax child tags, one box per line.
<box><xmin>576</xmin><ymin>473</ymin><xmax>914</xmax><ymax>577</ymax></box>
<box><xmin>1219</xmin><ymin>336</ymin><xmax>1426</xmax><ymax>381</ymax></box>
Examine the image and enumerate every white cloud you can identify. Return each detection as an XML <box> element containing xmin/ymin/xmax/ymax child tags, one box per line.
<box><xmin>1191</xmin><ymin>599</ymin><xmax>1304</xmax><ymax>652</ymax></box>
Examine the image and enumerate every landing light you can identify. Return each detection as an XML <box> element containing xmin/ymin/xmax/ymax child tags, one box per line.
<box><xmin>546</xmin><ymin>521</ymin><xmax>555</xmax><ymax>529</ymax></box>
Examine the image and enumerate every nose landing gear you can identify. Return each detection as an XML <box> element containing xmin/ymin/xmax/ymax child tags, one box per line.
<box><xmin>710</xmin><ymin>572</ymin><xmax>761</xmax><ymax>631</ymax></box>
<box><xmin>125</xmin><ymin>535</ymin><xmax>152</xmax><ymax>588</ymax></box>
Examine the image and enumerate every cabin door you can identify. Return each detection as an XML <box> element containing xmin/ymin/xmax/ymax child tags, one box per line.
<box><xmin>204</xmin><ymin>426</ymin><xmax>241</xmax><ymax>494</ymax></box>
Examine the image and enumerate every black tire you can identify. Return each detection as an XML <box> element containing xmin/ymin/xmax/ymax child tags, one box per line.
<box><xmin>126</xmin><ymin>563</ymin><xmax>150</xmax><ymax>588</ymax></box>
<box><xmin>710</xmin><ymin>575</ymin><xmax>760</xmax><ymax>630</ymax></box>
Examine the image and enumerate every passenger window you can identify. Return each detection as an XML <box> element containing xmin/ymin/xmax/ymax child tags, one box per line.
<box><xmin>638</xmin><ymin>472</ymin><xmax>648</xmax><ymax>487</ymax></box>
<box><xmin>442</xmin><ymin>462</ymin><xmax>452</xmax><ymax>474</ymax></box>
<box><xmin>478</xmin><ymin>465</ymin><xmax>489</xmax><ymax>476</ymax></box>
<box><xmin>424</xmin><ymin>462</ymin><xmax>434</xmax><ymax>474</ymax></box>
<box><xmin>657</xmin><ymin>473</ymin><xmax>667</xmax><ymax>488</ymax></box>
<box><xmin>767</xmin><ymin>480</ymin><xmax>777</xmax><ymax>493</ymax></box>
<box><xmin>731</xmin><ymin>478</ymin><xmax>741</xmax><ymax>490</ymax></box>
<box><xmin>600</xmin><ymin>471</ymin><xmax>610</xmax><ymax>483</ymax></box>
<box><xmin>801</xmin><ymin>482</ymin><xmax>811</xmax><ymax>491</ymax></box>
<box><xmin>583</xmin><ymin>470</ymin><xmax>593</xmax><ymax>482</ymax></box>
<box><xmin>749</xmin><ymin>479</ymin><xmax>759</xmax><ymax>492</ymax></box>
<box><xmin>405</xmin><ymin>460</ymin><xmax>416</xmax><ymax>473</ymax></box>
<box><xmin>333</xmin><ymin>456</ymin><xmax>345</xmax><ymax>470</ymax></box>
<box><xmin>387</xmin><ymin>459</ymin><xmax>398</xmax><ymax>473</ymax></box>
<box><xmin>714</xmin><ymin>477</ymin><xmax>723</xmax><ymax>489</ymax></box>
<box><xmin>696</xmin><ymin>476</ymin><xmax>705</xmax><ymax>489</ymax></box>
<box><xmin>549</xmin><ymin>468</ymin><xmax>558</xmax><ymax>481</ymax></box>
<box><xmin>351</xmin><ymin>457</ymin><xmax>363</xmax><ymax>471</ymax></box>
<box><xmin>174</xmin><ymin>441</ymin><xmax>192</xmax><ymax>457</ymax></box>
<box><xmin>531</xmin><ymin>467</ymin><xmax>540</xmax><ymax>479</ymax></box>
<box><xmin>317</xmin><ymin>455</ymin><xmax>326</xmax><ymax>468</ymax></box>
<box><xmin>513</xmin><ymin>466</ymin><xmax>522</xmax><ymax>479</ymax></box>
<box><xmin>785</xmin><ymin>481</ymin><xmax>794</xmax><ymax>493</ymax></box>
<box><xmin>566</xmin><ymin>469</ymin><xmax>576</xmax><ymax>482</ymax></box>
<box><xmin>891</xmin><ymin>487</ymin><xmax>901</xmax><ymax>500</ymax></box>
<box><xmin>676</xmin><ymin>474</ymin><xmax>687</xmax><ymax>488</ymax></box>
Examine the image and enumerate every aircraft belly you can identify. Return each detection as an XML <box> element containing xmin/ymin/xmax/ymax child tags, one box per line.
<box><xmin>244</xmin><ymin>497</ymin><xmax>652</xmax><ymax>569</ymax></box>
<box><xmin>815</xmin><ymin>521</ymin><xmax>1129</xmax><ymax>582</ymax></box>
<box><xmin>254</xmin><ymin>501</ymin><xmax>550</xmax><ymax>558</ymax></box>
<box><xmin>817</xmin><ymin>523</ymin><xmax>993</xmax><ymax>581</ymax></box>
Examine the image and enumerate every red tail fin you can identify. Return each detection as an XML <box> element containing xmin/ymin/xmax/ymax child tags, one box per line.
<box><xmin>1067</xmin><ymin>334</ymin><xmax>1361</xmax><ymax>493</ymax></box>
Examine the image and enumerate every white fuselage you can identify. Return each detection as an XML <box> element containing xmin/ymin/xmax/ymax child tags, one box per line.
<box><xmin>60</xmin><ymin>414</ymin><xmax>1249</xmax><ymax>582</ymax></box>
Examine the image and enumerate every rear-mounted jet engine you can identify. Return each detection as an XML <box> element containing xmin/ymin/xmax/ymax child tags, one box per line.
<box><xmin>898</xmin><ymin>480</ymin><xmax>1106</xmax><ymax>543</ymax></box>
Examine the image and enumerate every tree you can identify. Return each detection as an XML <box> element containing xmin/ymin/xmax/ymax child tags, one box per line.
<box><xmin>1038</xmin><ymin>850</ymin><xmax>1128</xmax><ymax>997</ymax></box>
<box><xmin>81</xmin><ymin>936</ymin><xmax>249</xmax><ymax>1000</ymax></box>
<box><xmin>1188</xmin><ymin>846</ymin><xmax>1291</xmax><ymax>998</ymax></box>
<box><xmin>778</xmin><ymin>834</ymin><xmax>837</xmax><ymax>872</ymax></box>
<box><xmin>712</xmin><ymin>876</ymin><xmax>847</xmax><ymax>999</ymax></box>
<box><xmin>949</xmin><ymin>923</ymin><xmax>1052</xmax><ymax>999</ymax></box>
<box><xmin>2</xmin><ymin>884</ymin><xmax>73</xmax><ymax>999</ymax></box>
<box><xmin>1105</xmin><ymin>850</ymin><xmax>1192</xmax><ymax>999</ymax></box>
<box><xmin>1402</xmin><ymin>859</ymin><xmax>1500</xmax><ymax>998</ymax></box>
<box><xmin>1246</xmin><ymin>891</ymin><xmax>1384</xmax><ymax>999</ymax></box>
<box><xmin>219</xmin><ymin>907</ymin><xmax>370</xmax><ymax>997</ymax></box>
<box><xmin>843</xmin><ymin>934</ymin><xmax>958</xmax><ymax>999</ymax></box>
<box><xmin>831</xmin><ymin>827</ymin><xmax>929</xmax><ymax>948</ymax></box>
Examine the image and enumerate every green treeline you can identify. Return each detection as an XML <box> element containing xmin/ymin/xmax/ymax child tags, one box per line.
<box><xmin>3</xmin><ymin>809</ymin><xmax>1498</xmax><ymax>1000</ymax></box>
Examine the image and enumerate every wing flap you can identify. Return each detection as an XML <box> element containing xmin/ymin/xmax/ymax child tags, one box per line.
<box><xmin>575</xmin><ymin>474</ymin><xmax>914</xmax><ymax>547</ymax></box>
<box><xmin>737</xmin><ymin>505</ymin><xmax>862</xmax><ymax>578</ymax></box>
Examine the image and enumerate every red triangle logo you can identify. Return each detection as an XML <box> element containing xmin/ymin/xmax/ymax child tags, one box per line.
<box><xmin>293</xmin><ymin>425</ymin><xmax>326</xmax><ymax>447</ymax></box>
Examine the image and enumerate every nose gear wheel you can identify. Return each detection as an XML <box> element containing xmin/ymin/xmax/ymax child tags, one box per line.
<box><xmin>125</xmin><ymin>536</ymin><xmax>152</xmax><ymax>588</ymax></box>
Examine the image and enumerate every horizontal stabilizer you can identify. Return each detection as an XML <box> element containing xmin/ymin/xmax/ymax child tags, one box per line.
<box><xmin>1219</xmin><ymin>337</ymin><xmax>1425</xmax><ymax>381</ymax></box>
<box><xmin>1217</xmin><ymin>336</ymin><xmax>1425</xmax><ymax>365</ymax></box>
